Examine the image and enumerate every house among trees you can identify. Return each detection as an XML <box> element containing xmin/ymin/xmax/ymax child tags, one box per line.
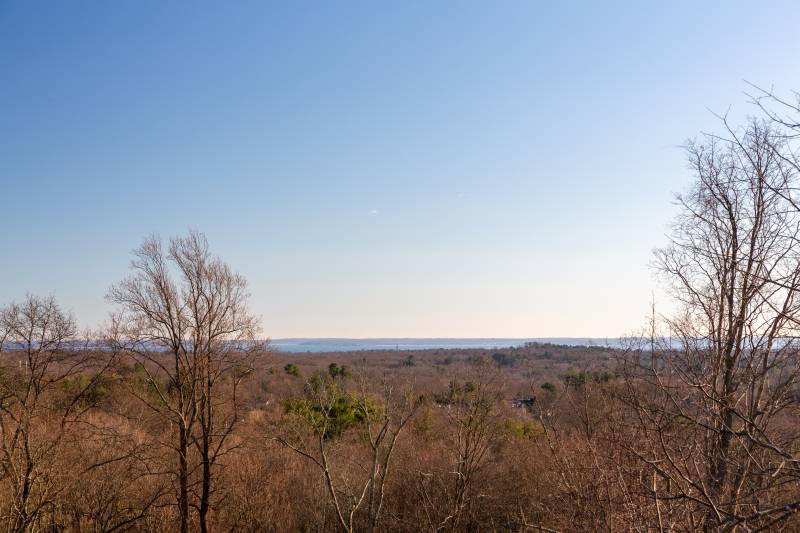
<box><xmin>511</xmin><ymin>397</ymin><xmax>535</xmax><ymax>409</ymax></box>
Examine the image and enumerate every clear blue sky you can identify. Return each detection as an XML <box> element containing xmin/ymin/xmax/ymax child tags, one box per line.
<box><xmin>2</xmin><ymin>1</ymin><xmax>799</xmax><ymax>337</ymax></box>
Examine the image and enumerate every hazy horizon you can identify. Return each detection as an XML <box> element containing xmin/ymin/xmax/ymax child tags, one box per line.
<box><xmin>269</xmin><ymin>337</ymin><xmax>628</xmax><ymax>353</ymax></box>
<box><xmin>3</xmin><ymin>2</ymin><xmax>800</xmax><ymax>337</ymax></box>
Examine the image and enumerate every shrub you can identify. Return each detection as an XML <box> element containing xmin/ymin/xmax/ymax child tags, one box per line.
<box><xmin>328</xmin><ymin>363</ymin><xmax>351</xmax><ymax>379</ymax></box>
<box><xmin>492</xmin><ymin>352</ymin><xmax>520</xmax><ymax>368</ymax></box>
<box><xmin>61</xmin><ymin>373</ymin><xmax>109</xmax><ymax>406</ymax></box>
<box><xmin>505</xmin><ymin>420</ymin><xmax>545</xmax><ymax>439</ymax></box>
<box><xmin>561</xmin><ymin>369</ymin><xmax>615</xmax><ymax>388</ymax></box>
<box><xmin>284</xmin><ymin>363</ymin><xmax>301</xmax><ymax>378</ymax></box>
<box><xmin>541</xmin><ymin>381</ymin><xmax>557</xmax><ymax>394</ymax></box>
<box><xmin>284</xmin><ymin>376</ymin><xmax>378</xmax><ymax>439</ymax></box>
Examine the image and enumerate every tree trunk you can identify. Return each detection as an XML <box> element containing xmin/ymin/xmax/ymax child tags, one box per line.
<box><xmin>179</xmin><ymin>421</ymin><xmax>190</xmax><ymax>533</ymax></box>
<box><xmin>199</xmin><ymin>432</ymin><xmax>211</xmax><ymax>533</ymax></box>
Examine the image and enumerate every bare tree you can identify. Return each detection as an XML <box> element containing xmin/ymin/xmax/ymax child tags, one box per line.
<box><xmin>748</xmin><ymin>83</ymin><xmax>800</xmax><ymax>138</ymax></box>
<box><xmin>413</xmin><ymin>375</ymin><xmax>504</xmax><ymax>533</ymax></box>
<box><xmin>0</xmin><ymin>295</ymin><xmax>116</xmax><ymax>532</ymax></box>
<box><xmin>619</xmin><ymin>117</ymin><xmax>800</xmax><ymax>529</ymax></box>
<box><xmin>107</xmin><ymin>230</ymin><xmax>263</xmax><ymax>533</ymax></box>
<box><xmin>747</xmin><ymin>84</ymin><xmax>800</xmax><ymax>217</ymax></box>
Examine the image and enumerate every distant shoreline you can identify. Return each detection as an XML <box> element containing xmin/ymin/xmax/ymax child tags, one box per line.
<box><xmin>270</xmin><ymin>337</ymin><xmax>625</xmax><ymax>353</ymax></box>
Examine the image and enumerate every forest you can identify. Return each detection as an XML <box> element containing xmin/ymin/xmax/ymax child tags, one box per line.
<box><xmin>3</xmin><ymin>88</ymin><xmax>800</xmax><ymax>532</ymax></box>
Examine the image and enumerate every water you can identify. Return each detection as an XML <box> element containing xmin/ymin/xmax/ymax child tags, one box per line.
<box><xmin>270</xmin><ymin>338</ymin><xmax>625</xmax><ymax>353</ymax></box>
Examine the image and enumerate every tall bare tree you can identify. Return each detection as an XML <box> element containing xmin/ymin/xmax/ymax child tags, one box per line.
<box><xmin>620</xmin><ymin>117</ymin><xmax>800</xmax><ymax>529</ymax></box>
<box><xmin>107</xmin><ymin>230</ymin><xmax>263</xmax><ymax>533</ymax></box>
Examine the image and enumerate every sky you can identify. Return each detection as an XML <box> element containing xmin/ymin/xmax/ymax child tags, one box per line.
<box><xmin>2</xmin><ymin>1</ymin><xmax>800</xmax><ymax>338</ymax></box>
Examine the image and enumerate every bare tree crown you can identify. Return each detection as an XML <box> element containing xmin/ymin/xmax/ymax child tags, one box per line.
<box><xmin>108</xmin><ymin>230</ymin><xmax>259</xmax><ymax>354</ymax></box>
